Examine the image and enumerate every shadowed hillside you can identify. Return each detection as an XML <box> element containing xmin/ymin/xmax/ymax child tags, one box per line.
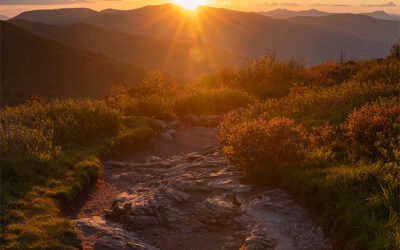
<box><xmin>13</xmin><ymin>4</ymin><xmax>399</xmax><ymax>63</ymax></box>
<box><xmin>10</xmin><ymin>19</ymin><xmax>243</xmax><ymax>78</ymax></box>
<box><xmin>259</xmin><ymin>9</ymin><xmax>400</xmax><ymax>21</ymax></box>
<box><xmin>0</xmin><ymin>21</ymin><xmax>146</xmax><ymax>105</ymax></box>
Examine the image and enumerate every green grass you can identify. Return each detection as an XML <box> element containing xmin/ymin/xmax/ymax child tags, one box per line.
<box><xmin>0</xmin><ymin>99</ymin><xmax>157</xmax><ymax>249</ymax></box>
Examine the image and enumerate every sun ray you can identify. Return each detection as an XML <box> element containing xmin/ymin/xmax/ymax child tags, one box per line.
<box><xmin>173</xmin><ymin>0</ymin><xmax>207</xmax><ymax>10</ymax></box>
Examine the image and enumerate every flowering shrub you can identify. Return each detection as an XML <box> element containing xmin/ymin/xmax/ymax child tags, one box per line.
<box><xmin>223</xmin><ymin>117</ymin><xmax>308</xmax><ymax>177</ymax></box>
<box><xmin>342</xmin><ymin>101</ymin><xmax>400</xmax><ymax>159</ymax></box>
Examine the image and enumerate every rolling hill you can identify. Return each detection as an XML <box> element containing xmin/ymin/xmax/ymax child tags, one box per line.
<box><xmin>0</xmin><ymin>21</ymin><xmax>147</xmax><ymax>105</ymax></box>
<box><xmin>258</xmin><ymin>8</ymin><xmax>330</xmax><ymax>19</ymax></box>
<box><xmin>10</xmin><ymin>19</ymin><xmax>243</xmax><ymax>78</ymax></box>
<box><xmin>259</xmin><ymin>9</ymin><xmax>400</xmax><ymax>21</ymax></box>
<box><xmin>13</xmin><ymin>4</ymin><xmax>399</xmax><ymax>64</ymax></box>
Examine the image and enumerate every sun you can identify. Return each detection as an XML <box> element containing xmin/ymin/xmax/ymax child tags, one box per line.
<box><xmin>173</xmin><ymin>0</ymin><xmax>207</xmax><ymax>10</ymax></box>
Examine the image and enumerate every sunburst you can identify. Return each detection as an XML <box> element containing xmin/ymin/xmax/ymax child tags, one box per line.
<box><xmin>173</xmin><ymin>0</ymin><xmax>207</xmax><ymax>10</ymax></box>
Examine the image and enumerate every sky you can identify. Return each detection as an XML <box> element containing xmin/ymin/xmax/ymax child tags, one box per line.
<box><xmin>1</xmin><ymin>0</ymin><xmax>400</xmax><ymax>18</ymax></box>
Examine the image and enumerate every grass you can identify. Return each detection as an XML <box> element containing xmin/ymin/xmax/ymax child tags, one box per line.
<box><xmin>220</xmin><ymin>55</ymin><xmax>400</xmax><ymax>249</ymax></box>
<box><xmin>2</xmin><ymin>49</ymin><xmax>399</xmax><ymax>248</ymax></box>
<box><xmin>0</xmin><ymin>99</ymin><xmax>158</xmax><ymax>249</ymax></box>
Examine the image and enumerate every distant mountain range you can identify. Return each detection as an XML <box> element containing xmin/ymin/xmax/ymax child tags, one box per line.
<box><xmin>1</xmin><ymin>21</ymin><xmax>146</xmax><ymax>105</ymax></box>
<box><xmin>12</xmin><ymin>4</ymin><xmax>399</xmax><ymax>64</ymax></box>
<box><xmin>259</xmin><ymin>8</ymin><xmax>400</xmax><ymax>21</ymax></box>
<box><xmin>10</xmin><ymin>19</ymin><xmax>243</xmax><ymax>78</ymax></box>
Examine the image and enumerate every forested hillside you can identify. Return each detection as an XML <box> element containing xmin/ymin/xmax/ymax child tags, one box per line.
<box><xmin>1</xmin><ymin>21</ymin><xmax>146</xmax><ymax>105</ymax></box>
<box><xmin>10</xmin><ymin>19</ymin><xmax>243</xmax><ymax>78</ymax></box>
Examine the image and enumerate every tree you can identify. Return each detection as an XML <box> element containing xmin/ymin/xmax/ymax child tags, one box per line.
<box><xmin>390</xmin><ymin>39</ymin><xmax>400</xmax><ymax>60</ymax></box>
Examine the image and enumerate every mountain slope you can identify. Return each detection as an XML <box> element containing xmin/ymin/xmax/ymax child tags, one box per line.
<box><xmin>10</xmin><ymin>19</ymin><xmax>243</xmax><ymax>78</ymax></box>
<box><xmin>12</xmin><ymin>8</ymin><xmax>98</xmax><ymax>25</ymax></box>
<box><xmin>12</xmin><ymin>4</ymin><xmax>400</xmax><ymax>64</ymax></box>
<box><xmin>258</xmin><ymin>8</ymin><xmax>330</xmax><ymax>19</ymax></box>
<box><xmin>259</xmin><ymin>8</ymin><xmax>400</xmax><ymax>21</ymax></box>
<box><xmin>0</xmin><ymin>21</ymin><xmax>146</xmax><ymax>105</ymax></box>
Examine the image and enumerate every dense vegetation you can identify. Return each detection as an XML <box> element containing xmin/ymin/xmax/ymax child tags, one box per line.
<box><xmin>0</xmin><ymin>74</ymin><xmax>252</xmax><ymax>248</ymax></box>
<box><xmin>219</xmin><ymin>48</ymin><xmax>400</xmax><ymax>249</ymax></box>
<box><xmin>1</xmin><ymin>38</ymin><xmax>399</xmax><ymax>248</ymax></box>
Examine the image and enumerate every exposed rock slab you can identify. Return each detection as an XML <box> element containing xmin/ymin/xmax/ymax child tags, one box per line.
<box><xmin>76</xmin><ymin>147</ymin><xmax>332</xmax><ymax>250</ymax></box>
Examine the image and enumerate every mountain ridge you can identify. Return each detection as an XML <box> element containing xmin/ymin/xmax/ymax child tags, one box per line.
<box><xmin>259</xmin><ymin>8</ymin><xmax>400</xmax><ymax>21</ymax></box>
<box><xmin>10</xmin><ymin>19</ymin><xmax>243</xmax><ymax>78</ymax></box>
<box><xmin>1</xmin><ymin>21</ymin><xmax>147</xmax><ymax>105</ymax></box>
<box><xmin>12</xmin><ymin>4</ymin><xmax>400</xmax><ymax>64</ymax></box>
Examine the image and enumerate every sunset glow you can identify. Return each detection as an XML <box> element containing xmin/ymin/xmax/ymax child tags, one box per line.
<box><xmin>174</xmin><ymin>0</ymin><xmax>207</xmax><ymax>10</ymax></box>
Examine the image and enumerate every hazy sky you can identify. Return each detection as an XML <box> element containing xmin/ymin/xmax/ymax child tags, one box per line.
<box><xmin>1</xmin><ymin>0</ymin><xmax>400</xmax><ymax>17</ymax></box>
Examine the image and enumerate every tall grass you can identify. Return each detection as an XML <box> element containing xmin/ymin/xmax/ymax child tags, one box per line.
<box><xmin>220</xmin><ymin>55</ymin><xmax>400</xmax><ymax>249</ymax></box>
<box><xmin>0</xmin><ymin>98</ymin><xmax>156</xmax><ymax>249</ymax></box>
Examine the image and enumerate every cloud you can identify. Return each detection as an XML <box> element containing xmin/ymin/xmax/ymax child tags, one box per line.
<box><xmin>263</xmin><ymin>2</ymin><xmax>300</xmax><ymax>6</ymax></box>
<box><xmin>361</xmin><ymin>1</ymin><xmax>397</xmax><ymax>7</ymax></box>
<box><xmin>310</xmin><ymin>3</ymin><xmax>350</xmax><ymax>7</ymax></box>
<box><xmin>0</xmin><ymin>0</ymin><xmax>90</xmax><ymax>4</ymax></box>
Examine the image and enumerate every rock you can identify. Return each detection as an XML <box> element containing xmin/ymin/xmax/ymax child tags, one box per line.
<box><xmin>183</xmin><ymin>152</ymin><xmax>204</xmax><ymax>162</ymax></box>
<box><xmin>105</xmin><ymin>161</ymin><xmax>130</xmax><ymax>168</ymax></box>
<box><xmin>195</xmin><ymin>196</ymin><xmax>239</xmax><ymax>225</ymax></box>
<box><xmin>172</xmin><ymin>179</ymin><xmax>210</xmax><ymax>193</ymax></box>
<box><xmin>110</xmin><ymin>173</ymin><xmax>129</xmax><ymax>182</ymax></box>
<box><xmin>145</xmin><ymin>156</ymin><xmax>163</xmax><ymax>162</ymax></box>
<box><xmin>200</xmin><ymin>145</ymin><xmax>217</xmax><ymax>155</ymax></box>
<box><xmin>80</xmin><ymin>145</ymin><xmax>331</xmax><ymax>250</ymax></box>
<box><xmin>153</xmin><ymin>119</ymin><xmax>168</xmax><ymax>129</ymax></box>
<box><xmin>160</xmin><ymin>132</ymin><xmax>173</xmax><ymax>142</ymax></box>
<box><xmin>168</xmin><ymin>120</ymin><xmax>181</xmax><ymax>129</ymax></box>
<box><xmin>108</xmin><ymin>187</ymin><xmax>189</xmax><ymax>229</ymax></box>
<box><xmin>242</xmin><ymin>225</ymin><xmax>276</xmax><ymax>250</ymax></box>
<box><xmin>166</xmin><ymin>128</ymin><xmax>176</xmax><ymax>135</ymax></box>
<box><xmin>74</xmin><ymin>216</ymin><xmax>158</xmax><ymax>250</ymax></box>
<box><xmin>160</xmin><ymin>128</ymin><xmax>176</xmax><ymax>142</ymax></box>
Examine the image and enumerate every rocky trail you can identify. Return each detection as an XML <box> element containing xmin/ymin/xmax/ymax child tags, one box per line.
<box><xmin>71</xmin><ymin>122</ymin><xmax>332</xmax><ymax>250</ymax></box>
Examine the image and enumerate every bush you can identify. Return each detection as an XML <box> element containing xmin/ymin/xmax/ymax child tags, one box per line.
<box><xmin>0</xmin><ymin>98</ymin><xmax>122</xmax><ymax>148</ymax></box>
<box><xmin>342</xmin><ymin>101</ymin><xmax>400</xmax><ymax>160</ymax></box>
<box><xmin>127</xmin><ymin>71</ymin><xmax>178</xmax><ymax>98</ymax></box>
<box><xmin>125</xmin><ymin>94</ymin><xmax>175</xmax><ymax>120</ymax></box>
<box><xmin>172</xmin><ymin>88</ymin><xmax>255</xmax><ymax>116</ymax></box>
<box><xmin>230</xmin><ymin>81</ymin><xmax>399</xmax><ymax>130</ymax></box>
<box><xmin>108</xmin><ymin>127</ymin><xmax>153</xmax><ymax>156</ymax></box>
<box><xmin>223</xmin><ymin>117</ymin><xmax>308</xmax><ymax>179</ymax></box>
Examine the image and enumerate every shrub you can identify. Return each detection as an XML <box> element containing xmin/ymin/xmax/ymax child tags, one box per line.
<box><xmin>108</xmin><ymin>127</ymin><xmax>153</xmax><ymax>156</ymax></box>
<box><xmin>172</xmin><ymin>88</ymin><xmax>255</xmax><ymax>116</ymax></box>
<box><xmin>0</xmin><ymin>98</ymin><xmax>122</xmax><ymax>148</ymax></box>
<box><xmin>125</xmin><ymin>94</ymin><xmax>175</xmax><ymax>120</ymax></box>
<box><xmin>342</xmin><ymin>101</ymin><xmax>400</xmax><ymax>159</ymax></box>
<box><xmin>223</xmin><ymin>117</ymin><xmax>308</xmax><ymax>179</ymax></box>
<box><xmin>0</xmin><ymin>124</ymin><xmax>60</xmax><ymax>164</ymax></box>
<box><xmin>127</xmin><ymin>71</ymin><xmax>178</xmax><ymax>98</ymax></box>
<box><xmin>227</xmin><ymin>81</ymin><xmax>400</xmax><ymax>130</ymax></box>
<box><xmin>228</xmin><ymin>52</ymin><xmax>307</xmax><ymax>99</ymax></box>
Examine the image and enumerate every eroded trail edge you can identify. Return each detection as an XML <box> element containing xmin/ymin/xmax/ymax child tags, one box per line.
<box><xmin>74</xmin><ymin>126</ymin><xmax>331</xmax><ymax>250</ymax></box>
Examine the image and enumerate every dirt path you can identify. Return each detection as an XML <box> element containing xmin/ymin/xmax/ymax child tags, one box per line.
<box><xmin>72</xmin><ymin>124</ymin><xmax>331</xmax><ymax>250</ymax></box>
